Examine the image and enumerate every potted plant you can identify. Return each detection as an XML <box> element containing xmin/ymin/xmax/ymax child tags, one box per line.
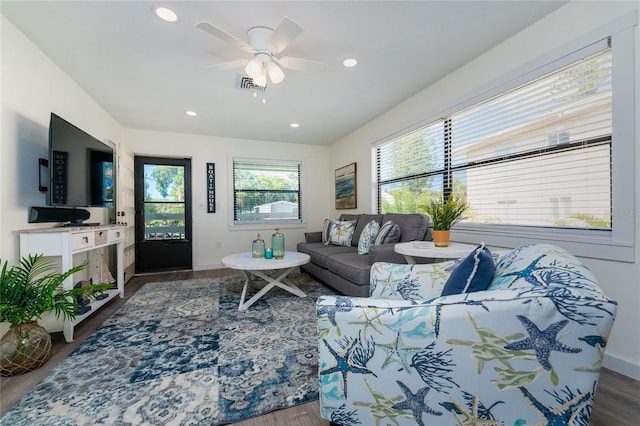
<box><xmin>0</xmin><ymin>254</ymin><xmax>113</xmax><ymax>376</ymax></box>
<box><xmin>419</xmin><ymin>194</ymin><xmax>469</xmax><ymax>247</ymax></box>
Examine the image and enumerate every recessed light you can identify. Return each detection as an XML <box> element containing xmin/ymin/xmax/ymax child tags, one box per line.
<box><xmin>290</xmin><ymin>123</ymin><xmax>300</xmax><ymax>128</ymax></box>
<box><xmin>155</xmin><ymin>7</ymin><xmax>178</xmax><ymax>23</ymax></box>
<box><xmin>185</xmin><ymin>110</ymin><xmax>197</xmax><ymax>116</ymax></box>
<box><xmin>343</xmin><ymin>58</ymin><xmax>358</xmax><ymax>68</ymax></box>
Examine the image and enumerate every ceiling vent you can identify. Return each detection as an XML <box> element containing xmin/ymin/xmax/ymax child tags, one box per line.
<box><xmin>237</xmin><ymin>74</ymin><xmax>267</xmax><ymax>93</ymax></box>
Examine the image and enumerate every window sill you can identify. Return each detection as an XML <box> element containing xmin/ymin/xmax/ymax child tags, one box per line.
<box><xmin>452</xmin><ymin>225</ymin><xmax>634</xmax><ymax>263</ymax></box>
<box><xmin>228</xmin><ymin>221</ymin><xmax>306</xmax><ymax>232</ymax></box>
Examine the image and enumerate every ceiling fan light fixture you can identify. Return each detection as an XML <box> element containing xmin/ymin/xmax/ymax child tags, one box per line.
<box><xmin>245</xmin><ymin>58</ymin><xmax>263</xmax><ymax>79</ymax></box>
<box><xmin>266</xmin><ymin>62</ymin><xmax>285</xmax><ymax>84</ymax></box>
<box><xmin>253</xmin><ymin>72</ymin><xmax>267</xmax><ymax>87</ymax></box>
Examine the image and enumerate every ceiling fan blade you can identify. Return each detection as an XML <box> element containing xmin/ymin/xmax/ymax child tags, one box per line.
<box><xmin>267</xmin><ymin>17</ymin><xmax>303</xmax><ymax>54</ymax></box>
<box><xmin>205</xmin><ymin>59</ymin><xmax>248</xmax><ymax>70</ymax></box>
<box><xmin>277</xmin><ymin>56</ymin><xmax>327</xmax><ymax>72</ymax></box>
<box><xmin>196</xmin><ymin>21</ymin><xmax>253</xmax><ymax>53</ymax></box>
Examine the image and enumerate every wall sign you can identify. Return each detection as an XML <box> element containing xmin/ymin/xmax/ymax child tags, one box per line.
<box><xmin>206</xmin><ymin>162</ymin><xmax>216</xmax><ymax>213</ymax></box>
<box><xmin>52</xmin><ymin>150</ymin><xmax>68</xmax><ymax>204</ymax></box>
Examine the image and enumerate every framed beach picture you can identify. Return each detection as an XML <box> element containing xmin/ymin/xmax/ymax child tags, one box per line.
<box><xmin>335</xmin><ymin>162</ymin><xmax>357</xmax><ymax>209</ymax></box>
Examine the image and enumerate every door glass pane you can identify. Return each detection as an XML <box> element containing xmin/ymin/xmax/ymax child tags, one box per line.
<box><xmin>144</xmin><ymin>165</ymin><xmax>185</xmax><ymax>202</ymax></box>
<box><xmin>144</xmin><ymin>203</ymin><xmax>185</xmax><ymax>240</ymax></box>
<box><xmin>143</xmin><ymin>164</ymin><xmax>186</xmax><ymax>241</ymax></box>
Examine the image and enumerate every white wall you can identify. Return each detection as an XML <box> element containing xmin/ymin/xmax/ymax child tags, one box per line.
<box><xmin>124</xmin><ymin>129</ymin><xmax>330</xmax><ymax>270</ymax></box>
<box><xmin>0</xmin><ymin>16</ymin><xmax>123</xmax><ymax>262</ymax></box>
<box><xmin>329</xmin><ymin>1</ymin><xmax>640</xmax><ymax>379</ymax></box>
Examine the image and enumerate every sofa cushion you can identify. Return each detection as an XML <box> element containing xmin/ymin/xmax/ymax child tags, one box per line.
<box><xmin>326</xmin><ymin>252</ymin><xmax>372</xmax><ymax>285</ymax></box>
<box><xmin>375</xmin><ymin>221</ymin><xmax>400</xmax><ymax>245</ymax></box>
<box><xmin>350</xmin><ymin>214</ymin><xmax>384</xmax><ymax>246</ymax></box>
<box><xmin>297</xmin><ymin>242</ymin><xmax>357</xmax><ymax>269</ymax></box>
<box><xmin>358</xmin><ymin>220</ymin><xmax>380</xmax><ymax>254</ymax></box>
<box><xmin>382</xmin><ymin>213</ymin><xmax>429</xmax><ymax>242</ymax></box>
<box><xmin>325</xmin><ymin>219</ymin><xmax>357</xmax><ymax>246</ymax></box>
<box><xmin>339</xmin><ymin>214</ymin><xmax>362</xmax><ymax>222</ymax></box>
<box><xmin>441</xmin><ymin>243</ymin><xmax>495</xmax><ymax>296</ymax></box>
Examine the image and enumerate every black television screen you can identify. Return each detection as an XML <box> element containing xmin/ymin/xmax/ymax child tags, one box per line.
<box><xmin>48</xmin><ymin>113</ymin><xmax>114</xmax><ymax>208</ymax></box>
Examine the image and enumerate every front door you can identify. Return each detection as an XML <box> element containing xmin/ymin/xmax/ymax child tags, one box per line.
<box><xmin>134</xmin><ymin>156</ymin><xmax>192</xmax><ymax>273</ymax></box>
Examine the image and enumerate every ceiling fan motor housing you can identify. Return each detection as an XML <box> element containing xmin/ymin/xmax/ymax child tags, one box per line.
<box><xmin>247</xmin><ymin>26</ymin><xmax>274</xmax><ymax>52</ymax></box>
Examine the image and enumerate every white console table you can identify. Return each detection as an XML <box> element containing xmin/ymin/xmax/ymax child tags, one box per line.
<box><xmin>19</xmin><ymin>225</ymin><xmax>125</xmax><ymax>342</ymax></box>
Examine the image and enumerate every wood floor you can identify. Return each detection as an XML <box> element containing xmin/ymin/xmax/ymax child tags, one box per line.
<box><xmin>1</xmin><ymin>269</ymin><xmax>638</xmax><ymax>425</ymax></box>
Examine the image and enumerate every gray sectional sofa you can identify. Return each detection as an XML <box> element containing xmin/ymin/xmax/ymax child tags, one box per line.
<box><xmin>296</xmin><ymin>213</ymin><xmax>431</xmax><ymax>296</ymax></box>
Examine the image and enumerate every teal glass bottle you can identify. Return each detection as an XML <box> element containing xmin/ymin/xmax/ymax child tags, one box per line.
<box><xmin>272</xmin><ymin>227</ymin><xmax>285</xmax><ymax>259</ymax></box>
<box><xmin>252</xmin><ymin>233</ymin><xmax>265</xmax><ymax>258</ymax></box>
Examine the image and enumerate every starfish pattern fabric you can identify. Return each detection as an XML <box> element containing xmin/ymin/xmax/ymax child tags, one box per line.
<box><xmin>391</xmin><ymin>381</ymin><xmax>442</xmax><ymax>426</ymax></box>
<box><xmin>320</xmin><ymin>333</ymin><xmax>376</xmax><ymax>398</ymax></box>
<box><xmin>504</xmin><ymin>315</ymin><xmax>582</xmax><ymax>370</ymax></box>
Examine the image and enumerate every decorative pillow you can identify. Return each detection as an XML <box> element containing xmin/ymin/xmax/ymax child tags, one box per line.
<box><xmin>441</xmin><ymin>243</ymin><xmax>495</xmax><ymax>296</ymax></box>
<box><xmin>321</xmin><ymin>218</ymin><xmax>332</xmax><ymax>243</ymax></box>
<box><xmin>357</xmin><ymin>220</ymin><xmax>380</xmax><ymax>254</ymax></box>
<box><xmin>374</xmin><ymin>221</ymin><xmax>400</xmax><ymax>246</ymax></box>
<box><xmin>325</xmin><ymin>220</ymin><xmax>357</xmax><ymax>247</ymax></box>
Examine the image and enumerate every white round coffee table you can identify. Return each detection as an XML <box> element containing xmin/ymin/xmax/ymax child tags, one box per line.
<box><xmin>394</xmin><ymin>241</ymin><xmax>479</xmax><ymax>264</ymax></box>
<box><xmin>221</xmin><ymin>251</ymin><xmax>311</xmax><ymax>311</ymax></box>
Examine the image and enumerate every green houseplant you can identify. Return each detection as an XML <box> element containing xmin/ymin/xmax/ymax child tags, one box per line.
<box><xmin>0</xmin><ymin>254</ymin><xmax>113</xmax><ymax>376</ymax></box>
<box><xmin>419</xmin><ymin>194</ymin><xmax>469</xmax><ymax>247</ymax></box>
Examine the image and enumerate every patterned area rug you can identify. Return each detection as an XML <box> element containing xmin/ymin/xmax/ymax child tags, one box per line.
<box><xmin>1</xmin><ymin>273</ymin><xmax>333</xmax><ymax>425</ymax></box>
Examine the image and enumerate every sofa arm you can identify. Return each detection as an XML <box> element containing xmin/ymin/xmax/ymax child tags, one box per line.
<box><xmin>305</xmin><ymin>231</ymin><xmax>322</xmax><ymax>243</ymax></box>
<box><xmin>368</xmin><ymin>243</ymin><xmax>407</xmax><ymax>264</ymax></box>
<box><xmin>369</xmin><ymin>260</ymin><xmax>457</xmax><ymax>300</ymax></box>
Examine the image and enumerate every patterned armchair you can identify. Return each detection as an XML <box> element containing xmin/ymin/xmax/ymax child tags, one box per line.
<box><xmin>316</xmin><ymin>244</ymin><xmax>617</xmax><ymax>425</ymax></box>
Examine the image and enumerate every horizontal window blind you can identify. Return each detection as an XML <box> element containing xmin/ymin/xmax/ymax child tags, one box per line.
<box><xmin>376</xmin><ymin>47</ymin><xmax>612</xmax><ymax>231</ymax></box>
<box><xmin>452</xmin><ymin>49</ymin><xmax>612</xmax><ymax>229</ymax></box>
<box><xmin>233</xmin><ymin>159</ymin><xmax>301</xmax><ymax>223</ymax></box>
<box><xmin>377</xmin><ymin>120</ymin><xmax>444</xmax><ymax>213</ymax></box>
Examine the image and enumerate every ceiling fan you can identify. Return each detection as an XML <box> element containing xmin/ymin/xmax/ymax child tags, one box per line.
<box><xmin>196</xmin><ymin>17</ymin><xmax>323</xmax><ymax>87</ymax></box>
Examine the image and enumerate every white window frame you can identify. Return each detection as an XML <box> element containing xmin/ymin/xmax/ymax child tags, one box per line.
<box><xmin>373</xmin><ymin>18</ymin><xmax>636</xmax><ymax>262</ymax></box>
<box><xmin>227</xmin><ymin>155</ymin><xmax>306</xmax><ymax>231</ymax></box>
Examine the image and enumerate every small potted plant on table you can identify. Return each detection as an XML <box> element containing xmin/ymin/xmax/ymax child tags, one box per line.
<box><xmin>0</xmin><ymin>254</ymin><xmax>113</xmax><ymax>376</ymax></box>
<box><xmin>419</xmin><ymin>194</ymin><xmax>469</xmax><ymax>247</ymax></box>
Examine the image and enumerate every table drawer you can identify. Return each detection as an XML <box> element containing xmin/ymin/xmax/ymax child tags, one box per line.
<box><xmin>71</xmin><ymin>232</ymin><xmax>94</xmax><ymax>251</ymax></box>
<box><xmin>108</xmin><ymin>228</ymin><xmax>124</xmax><ymax>243</ymax></box>
<box><xmin>94</xmin><ymin>230</ymin><xmax>108</xmax><ymax>246</ymax></box>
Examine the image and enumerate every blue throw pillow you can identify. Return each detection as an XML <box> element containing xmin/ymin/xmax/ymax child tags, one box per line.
<box><xmin>441</xmin><ymin>243</ymin><xmax>495</xmax><ymax>296</ymax></box>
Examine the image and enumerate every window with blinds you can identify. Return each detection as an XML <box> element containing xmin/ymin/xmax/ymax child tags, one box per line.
<box><xmin>377</xmin><ymin>47</ymin><xmax>612</xmax><ymax>231</ymax></box>
<box><xmin>233</xmin><ymin>159</ymin><xmax>301</xmax><ymax>223</ymax></box>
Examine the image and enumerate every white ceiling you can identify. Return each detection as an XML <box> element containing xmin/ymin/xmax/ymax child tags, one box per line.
<box><xmin>2</xmin><ymin>1</ymin><xmax>567</xmax><ymax>146</ymax></box>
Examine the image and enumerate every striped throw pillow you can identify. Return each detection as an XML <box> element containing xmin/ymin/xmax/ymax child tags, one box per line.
<box><xmin>374</xmin><ymin>221</ymin><xmax>400</xmax><ymax>246</ymax></box>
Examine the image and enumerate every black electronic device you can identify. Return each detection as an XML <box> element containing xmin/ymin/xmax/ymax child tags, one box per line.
<box><xmin>46</xmin><ymin>113</ymin><xmax>114</xmax><ymax>208</ymax></box>
<box><xmin>28</xmin><ymin>206</ymin><xmax>92</xmax><ymax>225</ymax></box>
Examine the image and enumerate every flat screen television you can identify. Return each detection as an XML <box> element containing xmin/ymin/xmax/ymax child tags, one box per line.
<box><xmin>47</xmin><ymin>113</ymin><xmax>114</xmax><ymax>208</ymax></box>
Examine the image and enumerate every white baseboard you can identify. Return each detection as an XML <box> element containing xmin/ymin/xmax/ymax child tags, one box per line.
<box><xmin>604</xmin><ymin>353</ymin><xmax>640</xmax><ymax>381</ymax></box>
<box><xmin>194</xmin><ymin>263</ymin><xmax>225</xmax><ymax>271</ymax></box>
